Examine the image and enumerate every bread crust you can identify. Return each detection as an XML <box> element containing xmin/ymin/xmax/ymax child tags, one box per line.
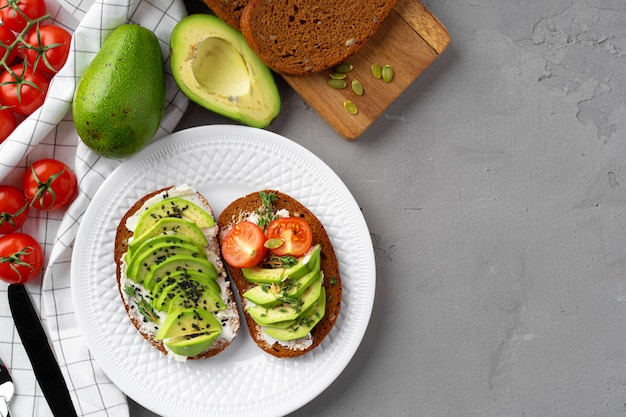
<box><xmin>200</xmin><ymin>0</ymin><xmax>250</xmax><ymax>29</ymax></box>
<box><xmin>114</xmin><ymin>186</ymin><xmax>240</xmax><ymax>360</ymax></box>
<box><xmin>239</xmin><ymin>0</ymin><xmax>399</xmax><ymax>75</ymax></box>
<box><xmin>217</xmin><ymin>190</ymin><xmax>342</xmax><ymax>358</ymax></box>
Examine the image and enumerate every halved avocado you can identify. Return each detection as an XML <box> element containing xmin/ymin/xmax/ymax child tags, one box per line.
<box><xmin>169</xmin><ymin>14</ymin><xmax>281</xmax><ymax>128</ymax></box>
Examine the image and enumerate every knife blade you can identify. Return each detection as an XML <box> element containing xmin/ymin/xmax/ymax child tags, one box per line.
<box><xmin>0</xmin><ymin>357</ymin><xmax>13</xmax><ymax>417</ymax></box>
<box><xmin>8</xmin><ymin>284</ymin><xmax>78</xmax><ymax>417</ymax></box>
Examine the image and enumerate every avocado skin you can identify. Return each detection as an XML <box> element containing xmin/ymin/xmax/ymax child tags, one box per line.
<box><xmin>73</xmin><ymin>24</ymin><xmax>166</xmax><ymax>158</ymax></box>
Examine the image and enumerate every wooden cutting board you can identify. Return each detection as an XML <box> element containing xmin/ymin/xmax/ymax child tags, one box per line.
<box><xmin>282</xmin><ymin>0</ymin><xmax>450</xmax><ymax>140</ymax></box>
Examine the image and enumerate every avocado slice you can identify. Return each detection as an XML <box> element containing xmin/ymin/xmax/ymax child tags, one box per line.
<box><xmin>264</xmin><ymin>287</ymin><xmax>326</xmax><ymax>341</ymax></box>
<box><xmin>150</xmin><ymin>269</ymin><xmax>222</xmax><ymax>311</ymax></box>
<box><xmin>168</xmin><ymin>290</ymin><xmax>226</xmax><ymax>313</ymax></box>
<box><xmin>169</xmin><ymin>14</ymin><xmax>281</xmax><ymax>128</ymax></box>
<box><xmin>155</xmin><ymin>307</ymin><xmax>222</xmax><ymax>341</ymax></box>
<box><xmin>134</xmin><ymin>197</ymin><xmax>215</xmax><ymax>238</ymax></box>
<box><xmin>143</xmin><ymin>254</ymin><xmax>218</xmax><ymax>292</ymax></box>
<box><xmin>242</xmin><ymin>244</ymin><xmax>320</xmax><ymax>284</ymax></box>
<box><xmin>243</xmin><ymin>269</ymin><xmax>322</xmax><ymax>307</ymax></box>
<box><xmin>165</xmin><ymin>332</ymin><xmax>221</xmax><ymax>357</ymax></box>
<box><xmin>126</xmin><ymin>239</ymin><xmax>206</xmax><ymax>283</ymax></box>
<box><xmin>246</xmin><ymin>276</ymin><xmax>323</xmax><ymax>326</ymax></box>
<box><xmin>128</xmin><ymin>218</ymin><xmax>208</xmax><ymax>258</ymax></box>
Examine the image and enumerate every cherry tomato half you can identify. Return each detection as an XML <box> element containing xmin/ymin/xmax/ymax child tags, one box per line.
<box><xmin>0</xmin><ymin>106</ymin><xmax>17</xmax><ymax>143</ymax></box>
<box><xmin>0</xmin><ymin>185</ymin><xmax>29</xmax><ymax>234</ymax></box>
<box><xmin>0</xmin><ymin>0</ymin><xmax>47</xmax><ymax>33</ymax></box>
<box><xmin>0</xmin><ymin>233</ymin><xmax>43</xmax><ymax>284</ymax></box>
<box><xmin>0</xmin><ymin>63</ymin><xmax>50</xmax><ymax>116</ymax></box>
<box><xmin>221</xmin><ymin>221</ymin><xmax>268</xmax><ymax>268</ymax></box>
<box><xmin>24</xmin><ymin>158</ymin><xmax>78</xmax><ymax>211</ymax></box>
<box><xmin>265</xmin><ymin>217</ymin><xmax>313</xmax><ymax>257</ymax></box>
<box><xmin>22</xmin><ymin>24</ymin><xmax>72</xmax><ymax>75</ymax></box>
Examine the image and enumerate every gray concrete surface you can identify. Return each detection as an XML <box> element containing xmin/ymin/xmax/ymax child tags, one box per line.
<box><xmin>130</xmin><ymin>0</ymin><xmax>626</xmax><ymax>415</ymax></box>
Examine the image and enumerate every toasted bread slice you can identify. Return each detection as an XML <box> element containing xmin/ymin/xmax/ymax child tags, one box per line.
<box><xmin>218</xmin><ymin>190</ymin><xmax>342</xmax><ymax>358</ymax></box>
<box><xmin>115</xmin><ymin>186</ymin><xmax>240</xmax><ymax>360</ymax></box>
<box><xmin>201</xmin><ymin>0</ymin><xmax>249</xmax><ymax>29</ymax></box>
<box><xmin>239</xmin><ymin>0</ymin><xmax>398</xmax><ymax>75</ymax></box>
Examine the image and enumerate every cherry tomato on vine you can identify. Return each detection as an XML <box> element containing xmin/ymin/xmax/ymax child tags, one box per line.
<box><xmin>0</xmin><ymin>25</ymin><xmax>18</xmax><ymax>66</ymax></box>
<box><xmin>0</xmin><ymin>63</ymin><xmax>50</xmax><ymax>116</ymax></box>
<box><xmin>265</xmin><ymin>217</ymin><xmax>313</xmax><ymax>257</ymax></box>
<box><xmin>23</xmin><ymin>158</ymin><xmax>78</xmax><ymax>211</ymax></box>
<box><xmin>0</xmin><ymin>0</ymin><xmax>47</xmax><ymax>33</ymax></box>
<box><xmin>221</xmin><ymin>221</ymin><xmax>268</xmax><ymax>268</ymax></box>
<box><xmin>0</xmin><ymin>185</ymin><xmax>29</xmax><ymax>234</ymax></box>
<box><xmin>0</xmin><ymin>106</ymin><xmax>17</xmax><ymax>143</ymax></box>
<box><xmin>22</xmin><ymin>24</ymin><xmax>72</xmax><ymax>75</ymax></box>
<box><xmin>0</xmin><ymin>233</ymin><xmax>43</xmax><ymax>284</ymax></box>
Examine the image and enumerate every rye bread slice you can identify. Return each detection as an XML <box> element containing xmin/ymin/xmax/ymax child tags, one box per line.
<box><xmin>239</xmin><ymin>0</ymin><xmax>398</xmax><ymax>75</ymax></box>
<box><xmin>217</xmin><ymin>190</ymin><xmax>342</xmax><ymax>358</ymax></box>
<box><xmin>201</xmin><ymin>0</ymin><xmax>249</xmax><ymax>30</ymax></box>
<box><xmin>114</xmin><ymin>186</ymin><xmax>240</xmax><ymax>360</ymax></box>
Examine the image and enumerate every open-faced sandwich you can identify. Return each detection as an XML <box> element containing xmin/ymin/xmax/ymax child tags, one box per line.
<box><xmin>114</xmin><ymin>185</ymin><xmax>240</xmax><ymax>361</ymax></box>
<box><xmin>217</xmin><ymin>190</ymin><xmax>342</xmax><ymax>358</ymax></box>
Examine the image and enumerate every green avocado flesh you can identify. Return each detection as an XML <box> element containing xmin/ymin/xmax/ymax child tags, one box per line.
<box><xmin>128</xmin><ymin>218</ymin><xmax>208</xmax><ymax>259</ymax></box>
<box><xmin>242</xmin><ymin>245</ymin><xmax>326</xmax><ymax>340</ymax></box>
<box><xmin>170</xmin><ymin>14</ymin><xmax>281</xmax><ymax>128</ymax></box>
<box><xmin>125</xmin><ymin>197</ymin><xmax>227</xmax><ymax>357</ymax></box>
<box><xmin>264</xmin><ymin>288</ymin><xmax>326</xmax><ymax>341</ymax></box>
<box><xmin>73</xmin><ymin>24</ymin><xmax>165</xmax><ymax>158</ymax></box>
<box><xmin>143</xmin><ymin>254</ymin><xmax>218</xmax><ymax>292</ymax></box>
<box><xmin>242</xmin><ymin>244</ymin><xmax>320</xmax><ymax>284</ymax></box>
<box><xmin>134</xmin><ymin>197</ymin><xmax>215</xmax><ymax>237</ymax></box>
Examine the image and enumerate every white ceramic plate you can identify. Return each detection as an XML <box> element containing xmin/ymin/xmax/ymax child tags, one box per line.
<box><xmin>71</xmin><ymin>125</ymin><xmax>375</xmax><ymax>417</ymax></box>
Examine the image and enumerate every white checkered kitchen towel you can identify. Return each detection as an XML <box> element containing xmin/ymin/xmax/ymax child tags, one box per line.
<box><xmin>0</xmin><ymin>0</ymin><xmax>188</xmax><ymax>414</ymax></box>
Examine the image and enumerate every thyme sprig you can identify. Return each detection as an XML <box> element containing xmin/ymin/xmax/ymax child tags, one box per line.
<box><xmin>124</xmin><ymin>284</ymin><xmax>159</xmax><ymax>323</ymax></box>
<box><xmin>256</xmin><ymin>191</ymin><xmax>278</xmax><ymax>229</ymax></box>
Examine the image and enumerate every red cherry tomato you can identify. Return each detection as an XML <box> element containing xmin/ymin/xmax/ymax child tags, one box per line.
<box><xmin>0</xmin><ymin>63</ymin><xmax>50</xmax><ymax>116</ymax></box>
<box><xmin>0</xmin><ymin>25</ymin><xmax>18</xmax><ymax>66</ymax></box>
<box><xmin>265</xmin><ymin>217</ymin><xmax>313</xmax><ymax>257</ymax></box>
<box><xmin>0</xmin><ymin>106</ymin><xmax>17</xmax><ymax>143</ymax></box>
<box><xmin>22</xmin><ymin>24</ymin><xmax>72</xmax><ymax>75</ymax></box>
<box><xmin>23</xmin><ymin>158</ymin><xmax>78</xmax><ymax>211</ymax></box>
<box><xmin>0</xmin><ymin>0</ymin><xmax>47</xmax><ymax>33</ymax></box>
<box><xmin>0</xmin><ymin>185</ymin><xmax>29</xmax><ymax>234</ymax></box>
<box><xmin>221</xmin><ymin>221</ymin><xmax>268</xmax><ymax>268</ymax></box>
<box><xmin>0</xmin><ymin>233</ymin><xmax>43</xmax><ymax>284</ymax></box>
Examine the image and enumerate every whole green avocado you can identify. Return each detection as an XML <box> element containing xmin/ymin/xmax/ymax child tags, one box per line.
<box><xmin>73</xmin><ymin>24</ymin><xmax>166</xmax><ymax>158</ymax></box>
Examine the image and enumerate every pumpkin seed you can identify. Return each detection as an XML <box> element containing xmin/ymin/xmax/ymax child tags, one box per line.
<box><xmin>264</xmin><ymin>238</ymin><xmax>284</xmax><ymax>249</ymax></box>
<box><xmin>371</xmin><ymin>63</ymin><xmax>382</xmax><ymax>79</ymax></box>
<box><xmin>334</xmin><ymin>62</ymin><xmax>353</xmax><ymax>73</ymax></box>
<box><xmin>382</xmin><ymin>64</ymin><xmax>394</xmax><ymax>83</ymax></box>
<box><xmin>351</xmin><ymin>79</ymin><xmax>364</xmax><ymax>96</ymax></box>
<box><xmin>344</xmin><ymin>100</ymin><xmax>358</xmax><ymax>115</ymax></box>
<box><xmin>327</xmin><ymin>78</ymin><xmax>347</xmax><ymax>89</ymax></box>
<box><xmin>329</xmin><ymin>72</ymin><xmax>347</xmax><ymax>80</ymax></box>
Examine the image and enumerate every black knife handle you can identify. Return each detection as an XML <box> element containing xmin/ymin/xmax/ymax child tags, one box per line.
<box><xmin>8</xmin><ymin>284</ymin><xmax>78</xmax><ymax>417</ymax></box>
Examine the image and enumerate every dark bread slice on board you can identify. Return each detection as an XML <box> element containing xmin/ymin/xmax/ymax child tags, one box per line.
<box><xmin>217</xmin><ymin>190</ymin><xmax>342</xmax><ymax>358</ymax></box>
<box><xmin>239</xmin><ymin>0</ymin><xmax>398</xmax><ymax>75</ymax></box>
<box><xmin>201</xmin><ymin>0</ymin><xmax>249</xmax><ymax>29</ymax></box>
<box><xmin>114</xmin><ymin>186</ymin><xmax>240</xmax><ymax>360</ymax></box>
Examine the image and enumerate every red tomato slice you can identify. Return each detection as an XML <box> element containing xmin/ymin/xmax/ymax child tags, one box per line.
<box><xmin>221</xmin><ymin>221</ymin><xmax>267</xmax><ymax>268</ymax></box>
<box><xmin>265</xmin><ymin>217</ymin><xmax>313</xmax><ymax>257</ymax></box>
<box><xmin>0</xmin><ymin>233</ymin><xmax>43</xmax><ymax>284</ymax></box>
<box><xmin>0</xmin><ymin>185</ymin><xmax>29</xmax><ymax>234</ymax></box>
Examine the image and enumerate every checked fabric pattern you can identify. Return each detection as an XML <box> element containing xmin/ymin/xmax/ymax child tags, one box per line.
<box><xmin>0</xmin><ymin>0</ymin><xmax>188</xmax><ymax>414</ymax></box>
